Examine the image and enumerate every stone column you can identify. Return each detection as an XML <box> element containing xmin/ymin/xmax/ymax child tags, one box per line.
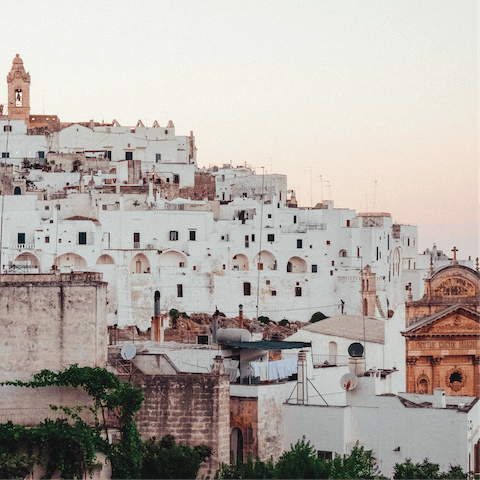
<box><xmin>406</xmin><ymin>357</ymin><xmax>418</xmax><ymax>392</ymax></box>
<box><xmin>472</xmin><ymin>356</ymin><xmax>480</xmax><ymax>397</ymax></box>
<box><xmin>431</xmin><ymin>356</ymin><xmax>443</xmax><ymax>389</ymax></box>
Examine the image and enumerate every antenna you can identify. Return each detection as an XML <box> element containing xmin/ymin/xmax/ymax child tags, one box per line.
<box><xmin>121</xmin><ymin>343</ymin><xmax>136</xmax><ymax>360</ymax></box>
<box><xmin>340</xmin><ymin>372</ymin><xmax>358</xmax><ymax>391</ymax></box>
<box><xmin>372</xmin><ymin>180</ymin><xmax>377</xmax><ymax>211</ymax></box>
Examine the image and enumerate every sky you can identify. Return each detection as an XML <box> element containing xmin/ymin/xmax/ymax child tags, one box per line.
<box><xmin>0</xmin><ymin>0</ymin><xmax>478</xmax><ymax>259</ymax></box>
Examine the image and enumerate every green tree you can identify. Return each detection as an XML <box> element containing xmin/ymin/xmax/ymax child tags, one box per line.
<box><xmin>170</xmin><ymin>308</ymin><xmax>179</xmax><ymax>328</ymax></box>
<box><xmin>310</xmin><ymin>312</ymin><xmax>327</xmax><ymax>323</ymax></box>
<box><xmin>394</xmin><ymin>458</ymin><xmax>467</xmax><ymax>479</ymax></box>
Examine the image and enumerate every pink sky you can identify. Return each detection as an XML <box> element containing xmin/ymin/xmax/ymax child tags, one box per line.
<box><xmin>1</xmin><ymin>0</ymin><xmax>477</xmax><ymax>258</ymax></box>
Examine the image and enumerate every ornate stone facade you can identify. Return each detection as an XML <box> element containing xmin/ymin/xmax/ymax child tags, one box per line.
<box><xmin>402</xmin><ymin>264</ymin><xmax>479</xmax><ymax>396</ymax></box>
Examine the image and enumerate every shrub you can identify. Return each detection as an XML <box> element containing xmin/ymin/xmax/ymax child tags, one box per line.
<box><xmin>310</xmin><ymin>311</ymin><xmax>327</xmax><ymax>323</ymax></box>
<box><xmin>279</xmin><ymin>319</ymin><xmax>289</xmax><ymax>327</ymax></box>
<box><xmin>258</xmin><ymin>316</ymin><xmax>270</xmax><ymax>325</ymax></box>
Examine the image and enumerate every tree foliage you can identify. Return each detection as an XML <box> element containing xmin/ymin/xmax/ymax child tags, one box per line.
<box><xmin>393</xmin><ymin>458</ymin><xmax>467</xmax><ymax>479</ymax></box>
<box><xmin>310</xmin><ymin>312</ymin><xmax>327</xmax><ymax>323</ymax></box>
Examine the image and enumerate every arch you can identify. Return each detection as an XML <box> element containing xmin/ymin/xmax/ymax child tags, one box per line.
<box><xmin>55</xmin><ymin>253</ymin><xmax>87</xmax><ymax>271</ymax></box>
<box><xmin>232</xmin><ymin>254</ymin><xmax>249</xmax><ymax>271</ymax></box>
<box><xmin>328</xmin><ymin>341</ymin><xmax>337</xmax><ymax>365</ymax></box>
<box><xmin>109</xmin><ymin>168</ymin><xmax>116</xmax><ymax>174</ymax></box>
<box><xmin>253</xmin><ymin>250</ymin><xmax>277</xmax><ymax>271</ymax></box>
<box><xmin>72</xmin><ymin>159</ymin><xmax>82</xmax><ymax>172</ymax></box>
<box><xmin>158</xmin><ymin>250</ymin><xmax>187</xmax><ymax>268</ymax></box>
<box><xmin>392</xmin><ymin>248</ymin><xmax>401</xmax><ymax>277</ymax></box>
<box><xmin>96</xmin><ymin>254</ymin><xmax>115</xmax><ymax>265</ymax></box>
<box><xmin>131</xmin><ymin>253</ymin><xmax>151</xmax><ymax>274</ymax></box>
<box><xmin>286</xmin><ymin>256</ymin><xmax>307</xmax><ymax>273</ymax></box>
<box><xmin>13</xmin><ymin>187</ymin><xmax>21</xmax><ymax>195</ymax></box>
<box><xmin>363</xmin><ymin>298</ymin><xmax>368</xmax><ymax>316</ymax></box>
<box><xmin>339</xmin><ymin>249</ymin><xmax>348</xmax><ymax>258</ymax></box>
<box><xmin>417</xmin><ymin>374</ymin><xmax>430</xmax><ymax>394</ymax></box>
<box><xmin>230</xmin><ymin>427</ymin><xmax>243</xmax><ymax>463</ymax></box>
<box><xmin>14</xmin><ymin>252</ymin><xmax>40</xmax><ymax>272</ymax></box>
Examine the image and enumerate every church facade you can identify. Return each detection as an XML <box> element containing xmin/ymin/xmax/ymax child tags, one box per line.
<box><xmin>403</xmin><ymin>260</ymin><xmax>480</xmax><ymax>396</ymax></box>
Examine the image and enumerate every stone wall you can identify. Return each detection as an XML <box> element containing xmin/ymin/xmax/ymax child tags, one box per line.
<box><xmin>132</xmin><ymin>371</ymin><xmax>230</xmax><ymax>478</ymax></box>
<box><xmin>0</xmin><ymin>272</ymin><xmax>107</xmax><ymax>382</ymax></box>
<box><xmin>230</xmin><ymin>396</ymin><xmax>258</xmax><ymax>460</ymax></box>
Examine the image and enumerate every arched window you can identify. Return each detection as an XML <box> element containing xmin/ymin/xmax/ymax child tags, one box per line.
<box><xmin>363</xmin><ymin>298</ymin><xmax>368</xmax><ymax>316</ymax></box>
<box><xmin>230</xmin><ymin>428</ymin><xmax>243</xmax><ymax>464</ymax></box>
<box><xmin>287</xmin><ymin>262</ymin><xmax>292</xmax><ymax>273</ymax></box>
<box><xmin>14</xmin><ymin>187</ymin><xmax>21</xmax><ymax>195</ymax></box>
<box><xmin>136</xmin><ymin>259</ymin><xmax>142</xmax><ymax>274</ymax></box>
<box><xmin>339</xmin><ymin>249</ymin><xmax>347</xmax><ymax>257</ymax></box>
<box><xmin>328</xmin><ymin>341</ymin><xmax>337</xmax><ymax>365</ymax></box>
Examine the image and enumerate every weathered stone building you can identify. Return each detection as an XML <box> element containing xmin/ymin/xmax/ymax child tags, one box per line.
<box><xmin>402</xmin><ymin>261</ymin><xmax>480</xmax><ymax>396</ymax></box>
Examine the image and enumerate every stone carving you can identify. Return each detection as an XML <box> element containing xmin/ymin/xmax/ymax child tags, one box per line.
<box><xmin>431</xmin><ymin>356</ymin><xmax>443</xmax><ymax>366</ymax></box>
<box><xmin>445</xmin><ymin>367</ymin><xmax>465</xmax><ymax>392</ymax></box>
<box><xmin>433</xmin><ymin>277</ymin><xmax>475</xmax><ymax>297</ymax></box>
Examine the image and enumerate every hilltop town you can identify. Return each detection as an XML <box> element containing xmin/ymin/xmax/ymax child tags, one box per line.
<box><xmin>0</xmin><ymin>54</ymin><xmax>478</xmax><ymax>478</ymax></box>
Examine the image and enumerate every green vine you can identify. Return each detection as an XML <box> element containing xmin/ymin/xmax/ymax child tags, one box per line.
<box><xmin>0</xmin><ymin>364</ymin><xmax>144</xmax><ymax>478</ymax></box>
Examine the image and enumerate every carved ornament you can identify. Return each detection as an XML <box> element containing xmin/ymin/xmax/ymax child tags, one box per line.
<box><xmin>433</xmin><ymin>277</ymin><xmax>475</xmax><ymax>297</ymax></box>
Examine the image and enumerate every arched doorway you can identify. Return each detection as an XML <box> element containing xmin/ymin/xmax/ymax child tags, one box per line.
<box><xmin>13</xmin><ymin>187</ymin><xmax>21</xmax><ymax>195</ymax></box>
<box><xmin>131</xmin><ymin>253</ymin><xmax>151</xmax><ymax>274</ymax></box>
<box><xmin>230</xmin><ymin>427</ymin><xmax>243</xmax><ymax>463</ymax></box>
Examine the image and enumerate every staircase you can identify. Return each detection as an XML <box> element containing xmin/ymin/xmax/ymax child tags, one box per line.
<box><xmin>375</xmin><ymin>296</ymin><xmax>386</xmax><ymax>319</ymax></box>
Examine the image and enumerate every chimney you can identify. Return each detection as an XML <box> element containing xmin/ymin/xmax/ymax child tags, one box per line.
<box><xmin>239</xmin><ymin>304</ymin><xmax>243</xmax><ymax>329</ymax></box>
<box><xmin>433</xmin><ymin>388</ymin><xmax>446</xmax><ymax>408</ymax></box>
<box><xmin>297</xmin><ymin>351</ymin><xmax>308</xmax><ymax>405</ymax></box>
<box><xmin>211</xmin><ymin>355</ymin><xmax>226</xmax><ymax>375</ymax></box>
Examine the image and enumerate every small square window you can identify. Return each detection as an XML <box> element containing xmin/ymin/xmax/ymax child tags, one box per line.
<box><xmin>102</xmin><ymin>205</ymin><xmax>107</xmax><ymax>210</ymax></box>
<box><xmin>3</xmin><ymin>126</ymin><xmax>12</xmax><ymax>132</ymax></box>
<box><xmin>189</xmin><ymin>230</ymin><xmax>196</xmax><ymax>241</ymax></box>
<box><xmin>271</xmin><ymin>290</ymin><xmax>277</xmax><ymax>296</ymax></box>
<box><xmin>170</xmin><ymin>231</ymin><xmax>179</xmax><ymax>241</ymax></box>
<box><xmin>59</xmin><ymin>239</ymin><xmax>62</xmax><ymax>243</ymax></box>
<box><xmin>179</xmin><ymin>262</ymin><xmax>185</xmax><ymax>268</ymax></box>
<box><xmin>50</xmin><ymin>220</ymin><xmax>54</xmax><ymax>224</ymax></box>
<box><xmin>267</xmin><ymin>234</ymin><xmax>274</xmax><ymax>242</ymax></box>
<box><xmin>223</xmin><ymin>264</ymin><xmax>226</xmax><ymax>270</ymax></box>
<box><xmin>268</xmin><ymin>214</ymin><xmax>272</xmax><ymax>219</ymax></box>
<box><xmin>125</xmin><ymin>151</ymin><xmax>133</xmax><ymax>160</ymax></box>
<box><xmin>332</xmin><ymin>261</ymin><xmax>335</xmax><ymax>266</ymax></box>
<box><xmin>295</xmin><ymin>287</ymin><xmax>302</xmax><ymax>297</ymax></box>
<box><xmin>177</xmin><ymin>284</ymin><xmax>183</xmax><ymax>297</ymax></box>
<box><xmin>156</xmin><ymin>153</ymin><xmax>162</xmax><ymax>163</ymax></box>
<box><xmin>326</xmin><ymin>240</ymin><xmax>330</xmax><ymax>245</ymax></box>
<box><xmin>244</xmin><ymin>282</ymin><xmax>251</xmax><ymax>296</ymax></box>
<box><xmin>78</xmin><ymin>232</ymin><xmax>87</xmax><ymax>245</ymax></box>
<box><xmin>266</xmin><ymin>280</ymin><xmax>270</xmax><ymax>285</ymax></box>
<box><xmin>330</xmin><ymin>270</ymin><xmax>333</xmax><ymax>276</ymax></box>
<box><xmin>251</xmin><ymin>234</ymin><xmax>255</xmax><ymax>242</ymax></box>
<box><xmin>297</xmin><ymin>239</ymin><xmax>302</xmax><ymax>249</ymax></box>
<box><xmin>193</xmin><ymin>266</ymin><xmax>196</xmax><ymax>271</ymax></box>
<box><xmin>311</xmin><ymin>265</ymin><xmax>317</xmax><ymax>273</ymax></box>
<box><xmin>45</xmin><ymin>206</ymin><xmax>49</xmax><ymax>210</ymax></box>
<box><xmin>45</xmin><ymin>236</ymin><xmax>50</xmax><ymax>243</ymax></box>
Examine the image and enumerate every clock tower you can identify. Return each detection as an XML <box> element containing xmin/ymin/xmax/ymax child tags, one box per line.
<box><xmin>6</xmin><ymin>54</ymin><xmax>30</xmax><ymax>125</ymax></box>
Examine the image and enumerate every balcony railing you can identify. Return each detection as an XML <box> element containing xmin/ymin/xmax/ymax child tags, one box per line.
<box><xmin>12</xmin><ymin>244</ymin><xmax>35</xmax><ymax>250</ymax></box>
<box><xmin>133</xmin><ymin>242</ymin><xmax>140</xmax><ymax>249</ymax></box>
<box><xmin>312</xmin><ymin>354</ymin><xmax>348</xmax><ymax>367</ymax></box>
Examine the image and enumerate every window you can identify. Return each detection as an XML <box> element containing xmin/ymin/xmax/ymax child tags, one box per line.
<box><xmin>2</xmin><ymin>152</ymin><xmax>9</xmax><ymax>158</ymax></box>
<box><xmin>268</xmin><ymin>214</ymin><xmax>272</xmax><ymax>219</ymax></box>
<box><xmin>293</xmin><ymin>215</ymin><xmax>297</xmax><ymax>224</ymax></box>
<box><xmin>56</xmin><ymin>205</ymin><xmax>61</xmax><ymax>210</ymax></box>
<box><xmin>326</xmin><ymin>240</ymin><xmax>330</xmax><ymax>245</ymax></box>
<box><xmin>177</xmin><ymin>284</ymin><xmax>183</xmax><ymax>297</ymax></box>
<box><xmin>170</xmin><ymin>231</ymin><xmax>178</xmax><ymax>241</ymax></box>
<box><xmin>346</xmin><ymin>220</ymin><xmax>350</xmax><ymax>227</ymax></box>
<box><xmin>330</xmin><ymin>270</ymin><xmax>333</xmax><ymax>276</ymax></box>
<box><xmin>339</xmin><ymin>250</ymin><xmax>347</xmax><ymax>257</ymax></box>
<box><xmin>179</xmin><ymin>262</ymin><xmax>185</xmax><ymax>268</ymax></box>
<box><xmin>45</xmin><ymin>236</ymin><xmax>50</xmax><ymax>243</ymax></box>
<box><xmin>257</xmin><ymin>263</ymin><xmax>263</xmax><ymax>270</ymax></box>
<box><xmin>297</xmin><ymin>239</ymin><xmax>302</xmax><ymax>249</ymax></box>
<box><xmin>251</xmin><ymin>234</ymin><xmax>255</xmax><ymax>242</ymax></box>
<box><xmin>38</xmin><ymin>151</ymin><xmax>45</xmax><ymax>159</ymax></box>
<box><xmin>243</xmin><ymin>282</ymin><xmax>251</xmax><ymax>296</ymax></box>
<box><xmin>245</xmin><ymin>235</ymin><xmax>249</xmax><ymax>248</ymax></box>
<box><xmin>173</xmin><ymin>174</ymin><xmax>180</xmax><ymax>184</ymax></box>
<box><xmin>295</xmin><ymin>287</ymin><xmax>302</xmax><ymax>297</ymax></box>
<box><xmin>332</xmin><ymin>261</ymin><xmax>335</xmax><ymax>266</ymax></box>
<box><xmin>271</xmin><ymin>290</ymin><xmax>277</xmax><ymax>296</ymax></box>
<box><xmin>189</xmin><ymin>230</ymin><xmax>196</xmax><ymax>241</ymax></box>
<box><xmin>45</xmin><ymin>206</ymin><xmax>49</xmax><ymax>210</ymax></box>
<box><xmin>125</xmin><ymin>151</ymin><xmax>133</xmax><ymax>160</ymax></box>
<box><xmin>311</xmin><ymin>265</ymin><xmax>317</xmax><ymax>273</ymax></box>
<box><xmin>318</xmin><ymin>451</ymin><xmax>333</xmax><ymax>460</ymax></box>
<box><xmin>18</xmin><ymin>233</ymin><xmax>25</xmax><ymax>244</ymax></box>
<box><xmin>155</xmin><ymin>153</ymin><xmax>162</xmax><ymax>163</ymax></box>
<box><xmin>58</xmin><ymin>239</ymin><xmax>62</xmax><ymax>243</ymax></box>
<box><xmin>134</xmin><ymin>232</ymin><xmax>140</xmax><ymax>248</ymax></box>
<box><xmin>106</xmin><ymin>150</ymin><xmax>112</xmax><ymax>161</ymax></box>
<box><xmin>266</xmin><ymin>280</ymin><xmax>270</xmax><ymax>285</ymax></box>
<box><xmin>78</xmin><ymin>232</ymin><xmax>87</xmax><ymax>245</ymax></box>
<box><xmin>102</xmin><ymin>205</ymin><xmax>107</xmax><ymax>210</ymax></box>
<box><xmin>3</xmin><ymin>125</ymin><xmax>11</xmax><ymax>132</ymax></box>
<box><xmin>267</xmin><ymin>234</ymin><xmax>274</xmax><ymax>242</ymax></box>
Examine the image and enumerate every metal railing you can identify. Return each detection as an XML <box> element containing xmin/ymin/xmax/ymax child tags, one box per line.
<box><xmin>12</xmin><ymin>244</ymin><xmax>35</xmax><ymax>250</ymax></box>
<box><xmin>312</xmin><ymin>354</ymin><xmax>348</xmax><ymax>367</ymax></box>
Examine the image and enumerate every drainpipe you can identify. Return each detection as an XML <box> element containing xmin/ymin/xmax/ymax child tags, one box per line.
<box><xmin>297</xmin><ymin>351</ymin><xmax>308</xmax><ymax>405</ymax></box>
<box><xmin>239</xmin><ymin>304</ymin><xmax>243</xmax><ymax>329</ymax></box>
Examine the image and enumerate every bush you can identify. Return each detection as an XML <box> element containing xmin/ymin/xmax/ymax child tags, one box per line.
<box><xmin>393</xmin><ymin>458</ymin><xmax>467</xmax><ymax>479</ymax></box>
<box><xmin>169</xmin><ymin>308</ymin><xmax>179</xmax><ymax>328</ymax></box>
<box><xmin>142</xmin><ymin>434</ymin><xmax>212</xmax><ymax>479</ymax></box>
<box><xmin>279</xmin><ymin>319</ymin><xmax>289</xmax><ymax>327</ymax></box>
<box><xmin>310</xmin><ymin>311</ymin><xmax>327</xmax><ymax>323</ymax></box>
<box><xmin>258</xmin><ymin>316</ymin><xmax>270</xmax><ymax>325</ymax></box>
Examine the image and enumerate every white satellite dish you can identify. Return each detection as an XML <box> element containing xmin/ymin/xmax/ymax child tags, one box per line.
<box><xmin>121</xmin><ymin>343</ymin><xmax>136</xmax><ymax>360</ymax></box>
<box><xmin>340</xmin><ymin>372</ymin><xmax>358</xmax><ymax>391</ymax></box>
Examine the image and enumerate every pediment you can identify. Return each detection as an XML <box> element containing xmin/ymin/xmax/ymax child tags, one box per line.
<box><xmin>404</xmin><ymin>306</ymin><xmax>479</xmax><ymax>337</ymax></box>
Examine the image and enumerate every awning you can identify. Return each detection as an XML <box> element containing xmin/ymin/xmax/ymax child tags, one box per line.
<box><xmin>221</xmin><ymin>340</ymin><xmax>311</xmax><ymax>350</ymax></box>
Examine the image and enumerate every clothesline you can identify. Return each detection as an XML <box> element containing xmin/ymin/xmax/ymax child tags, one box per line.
<box><xmin>250</xmin><ymin>358</ymin><xmax>297</xmax><ymax>381</ymax></box>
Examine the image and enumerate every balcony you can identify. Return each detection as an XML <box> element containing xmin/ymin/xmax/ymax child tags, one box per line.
<box><xmin>312</xmin><ymin>354</ymin><xmax>348</xmax><ymax>367</ymax></box>
<box><xmin>12</xmin><ymin>244</ymin><xmax>35</xmax><ymax>250</ymax></box>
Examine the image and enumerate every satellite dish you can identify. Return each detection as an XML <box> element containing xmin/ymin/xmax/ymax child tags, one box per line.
<box><xmin>348</xmin><ymin>342</ymin><xmax>364</xmax><ymax>358</ymax></box>
<box><xmin>121</xmin><ymin>343</ymin><xmax>136</xmax><ymax>360</ymax></box>
<box><xmin>340</xmin><ymin>373</ymin><xmax>358</xmax><ymax>391</ymax></box>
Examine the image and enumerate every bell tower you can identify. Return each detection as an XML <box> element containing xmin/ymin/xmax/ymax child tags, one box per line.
<box><xmin>7</xmin><ymin>54</ymin><xmax>30</xmax><ymax>125</ymax></box>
